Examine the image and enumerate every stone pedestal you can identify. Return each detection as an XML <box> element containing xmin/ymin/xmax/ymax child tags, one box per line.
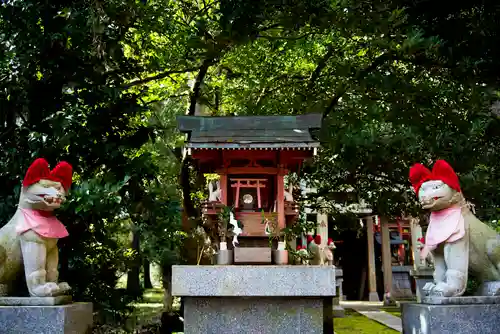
<box><xmin>402</xmin><ymin>297</ymin><xmax>500</xmax><ymax>334</ymax></box>
<box><xmin>172</xmin><ymin>265</ymin><xmax>339</xmax><ymax>334</ymax></box>
<box><xmin>0</xmin><ymin>302</ymin><xmax>93</xmax><ymax>334</ymax></box>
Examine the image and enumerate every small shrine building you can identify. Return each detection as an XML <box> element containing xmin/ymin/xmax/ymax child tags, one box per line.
<box><xmin>177</xmin><ymin>113</ymin><xmax>322</xmax><ymax>249</ymax></box>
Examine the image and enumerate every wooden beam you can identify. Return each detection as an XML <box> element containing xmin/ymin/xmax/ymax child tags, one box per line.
<box><xmin>365</xmin><ymin>216</ymin><xmax>380</xmax><ymax>301</ymax></box>
<box><xmin>216</xmin><ymin>167</ymin><xmax>284</xmax><ymax>174</ymax></box>
<box><xmin>222</xmin><ymin>150</ymin><xmax>277</xmax><ymax>161</ymax></box>
<box><xmin>220</xmin><ymin>173</ymin><xmax>228</xmax><ymax>205</ymax></box>
<box><xmin>397</xmin><ymin>220</ymin><xmax>405</xmax><ymax>264</ymax></box>
<box><xmin>257</xmin><ymin>180</ymin><xmax>262</xmax><ymax>208</ymax></box>
<box><xmin>235</xmin><ymin>181</ymin><xmax>241</xmax><ymax>208</ymax></box>
<box><xmin>380</xmin><ymin>216</ymin><xmax>393</xmax><ymax>297</ymax></box>
<box><xmin>277</xmin><ymin>168</ymin><xmax>286</xmax><ymax>230</ymax></box>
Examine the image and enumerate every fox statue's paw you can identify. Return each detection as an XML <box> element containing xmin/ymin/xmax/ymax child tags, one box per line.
<box><xmin>423</xmin><ymin>280</ymin><xmax>465</xmax><ymax>298</ymax></box>
<box><xmin>31</xmin><ymin>282</ymin><xmax>60</xmax><ymax>297</ymax></box>
<box><xmin>422</xmin><ymin>282</ymin><xmax>437</xmax><ymax>296</ymax></box>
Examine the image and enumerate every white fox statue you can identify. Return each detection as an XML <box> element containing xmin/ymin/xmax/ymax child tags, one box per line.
<box><xmin>410</xmin><ymin>159</ymin><xmax>500</xmax><ymax>297</ymax></box>
<box><xmin>0</xmin><ymin>158</ymin><xmax>73</xmax><ymax>297</ymax></box>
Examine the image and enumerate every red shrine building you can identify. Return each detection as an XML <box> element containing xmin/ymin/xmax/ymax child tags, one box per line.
<box><xmin>177</xmin><ymin>113</ymin><xmax>321</xmax><ymax>247</ymax></box>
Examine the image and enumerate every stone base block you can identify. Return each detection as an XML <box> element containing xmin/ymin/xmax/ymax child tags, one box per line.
<box><xmin>422</xmin><ymin>296</ymin><xmax>500</xmax><ymax>305</ymax></box>
<box><xmin>0</xmin><ymin>295</ymin><xmax>72</xmax><ymax>306</ymax></box>
<box><xmin>402</xmin><ymin>302</ymin><xmax>500</xmax><ymax>334</ymax></box>
<box><xmin>0</xmin><ymin>302</ymin><xmax>93</xmax><ymax>334</ymax></box>
<box><xmin>184</xmin><ymin>297</ymin><xmax>331</xmax><ymax>334</ymax></box>
<box><xmin>172</xmin><ymin>265</ymin><xmax>339</xmax><ymax>296</ymax></box>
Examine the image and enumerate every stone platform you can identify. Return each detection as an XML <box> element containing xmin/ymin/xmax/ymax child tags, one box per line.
<box><xmin>402</xmin><ymin>299</ymin><xmax>500</xmax><ymax>334</ymax></box>
<box><xmin>0</xmin><ymin>295</ymin><xmax>72</xmax><ymax>306</ymax></box>
<box><xmin>172</xmin><ymin>265</ymin><xmax>340</xmax><ymax>334</ymax></box>
<box><xmin>0</xmin><ymin>302</ymin><xmax>93</xmax><ymax>334</ymax></box>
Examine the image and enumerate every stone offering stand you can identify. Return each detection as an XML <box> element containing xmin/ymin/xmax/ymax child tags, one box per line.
<box><xmin>173</xmin><ymin>265</ymin><xmax>340</xmax><ymax>334</ymax></box>
<box><xmin>175</xmin><ymin>114</ymin><xmax>341</xmax><ymax>333</ymax></box>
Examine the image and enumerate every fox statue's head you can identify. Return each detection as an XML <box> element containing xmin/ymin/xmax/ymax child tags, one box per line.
<box><xmin>19</xmin><ymin>158</ymin><xmax>73</xmax><ymax>211</ymax></box>
<box><xmin>409</xmin><ymin>160</ymin><xmax>463</xmax><ymax>212</ymax></box>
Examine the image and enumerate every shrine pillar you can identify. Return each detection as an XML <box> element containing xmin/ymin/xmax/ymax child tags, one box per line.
<box><xmin>276</xmin><ymin>167</ymin><xmax>286</xmax><ymax>230</ymax></box>
<box><xmin>397</xmin><ymin>221</ymin><xmax>405</xmax><ymax>264</ymax></box>
<box><xmin>219</xmin><ymin>172</ymin><xmax>228</xmax><ymax>205</ymax></box>
<box><xmin>277</xmin><ymin>167</ymin><xmax>286</xmax><ymax>230</ymax></box>
<box><xmin>379</xmin><ymin>216</ymin><xmax>393</xmax><ymax>296</ymax></box>
<box><xmin>317</xmin><ymin>212</ymin><xmax>328</xmax><ymax>246</ymax></box>
<box><xmin>365</xmin><ymin>216</ymin><xmax>380</xmax><ymax>301</ymax></box>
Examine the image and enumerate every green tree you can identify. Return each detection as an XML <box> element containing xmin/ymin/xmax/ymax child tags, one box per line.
<box><xmin>0</xmin><ymin>0</ymin><xmax>182</xmax><ymax>322</ymax></box>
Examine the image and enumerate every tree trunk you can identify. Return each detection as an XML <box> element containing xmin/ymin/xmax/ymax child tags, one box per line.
<box><xmin>143</xmin><ymin>258</ymin><xmax>153</xmax><ymax>289</ymax></box>
<box><xmin>127</xmin><ymin>229</ymin><xmax>142</xmax><ymax>297</ymax></box>
<box><xmin>161</xmin><ymin>264</ymin><xmax>174</xmax><ymax>312</ymax></box>
<box><xmin>179</xmin><ymin>59</ymin><xmax>216</xmax><ymax>265</ymax></box>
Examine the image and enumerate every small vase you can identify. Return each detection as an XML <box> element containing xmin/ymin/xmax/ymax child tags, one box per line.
<box><xmin>272</xmin><ymin>247</ymin><xmax>288</xmax><ymax>265</ymax></box>
<box><xmin>216</xmin><ymin>242</ymin><xmax>233</xmax><ymax>265</ymax></box>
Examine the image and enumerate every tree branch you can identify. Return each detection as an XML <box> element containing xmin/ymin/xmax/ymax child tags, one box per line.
<box><xmin>307</xmin><ymin>44</ymin><xmax>335</xmax><ymax>91</ymax></box>
<box><xmin>124</xmin><ymin>68</ymin><xmax>198</xmax><ymax>89</ymax></box>
<box><xmin>187</xmin><ymin>58</ymin><xmax>214</xmax><ymax>116</ymax></box>
<box><xmin>323</xmin><ymin>52</ymin><xmax>393</xmax><ymax>119</ymax></box>
<box><xmin>256</xmin><ymin>23</ymin><xmax>281</xmax><ymax>34</ymax></box>
<box><xmin>257</xmin><ymin>32</ymin><xmax>315</xmax><ymax>41</ymax></box>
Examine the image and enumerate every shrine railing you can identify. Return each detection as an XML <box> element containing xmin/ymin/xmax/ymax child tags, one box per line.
<box><xmin>201</xmin><ymin>200</ymin><xmax>299</xmax><ymax>216</ymax></box>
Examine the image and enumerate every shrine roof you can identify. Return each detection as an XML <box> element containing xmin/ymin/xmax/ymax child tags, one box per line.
<box><xmin>177</xmin><ymin>113</ymin><xmax>321</xmax><ymax>149</ymax></box>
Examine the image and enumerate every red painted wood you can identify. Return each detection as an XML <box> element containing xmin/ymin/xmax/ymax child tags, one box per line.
<box><xmin>397</xmin><ymin>221</ymin><xmax>405</xmax><ymax>263</ymax></box>
<box><xmin>220</xmin><ymin>173</ymin><xmax>227</xmax><ymax>205</ymax></box>
<box><xmin>192</xmin><ymin>149</ymin><xmax>312</xmax><ymax>170</ymax></box>
<box><xmin>277</xmin><ymin>170</ymin><xmax>285</xmax><ymax>230</ymax></box>
<box><xmin>222</xmin><ymin>150</ymin><xmax>277</xmax><ymax>160</ymax></box>
<box><xmin>230</xmin><ymin>179</ymin><xmax>268</xmax><ymax>187</ymax></box>
<box><xmin>257</xmin><ymin>180</ymin><xmax>262</xmax><ymax>208</ymax></box>
<box><xmin>216</xmin><ymin>167</ymin><xmax>282</xmax><ymax>174</ymax></box>
<box><xmin>235</xmin><ymin>181</ymin><xmax>241</xmax><ymax>208</ymax></box>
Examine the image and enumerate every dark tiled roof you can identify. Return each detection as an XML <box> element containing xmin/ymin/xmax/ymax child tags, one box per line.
<box><xmin>177</xmin><ymin>114</ymin><xmax>321</xmax><ymax>149</ymax></box>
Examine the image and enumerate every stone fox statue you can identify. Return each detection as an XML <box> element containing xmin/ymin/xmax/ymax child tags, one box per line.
<box><xmin>0</xmin><ymin>158</ymin><xmax>73</xmax><ymax>297</ymax></box>
<box><xmin>409</xmin><ymin>160</ymin><xmax>500</xmax><ymax>297</ymax></box>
